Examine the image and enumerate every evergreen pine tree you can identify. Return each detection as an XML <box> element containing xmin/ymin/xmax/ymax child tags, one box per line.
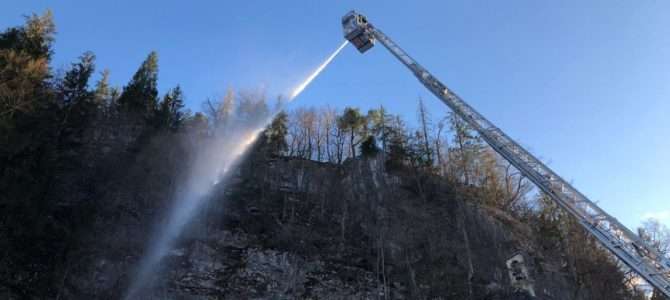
<box><xmin>94</xmin><ymin>69</ymin><xmax>111</xmax><ymax>108</ymax></box>
<box><xmin>265</xmin><ymin>111</ymin><xmax>288</xmax><ymax>156</ymax></box>
<box><xmin>60</xmin><ymin>51</ymin><xmax>95</xmax><ymax>106</ymax></box>
<box><xmin>117</xmin><ymin>51</ymin><xmax>159</xmax><ymax>118</ymax></box>
<box><xmin>385</xmin><ymin>116</ymin><xmax>409</xmax><ymax>170</ymax></box>
<box><xmin>360</xmin><ymin>135</ymin><xmax>379</xmax><ymax>157</ymax></box>
<box><xmin>156</xmin><ymin>85</ymin><xmax>185</xmax><ymax>131</ymax></box>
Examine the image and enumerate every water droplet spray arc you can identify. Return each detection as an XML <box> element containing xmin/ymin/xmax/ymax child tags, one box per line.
<box><xmin>124</xmin><ymin>41</ymin><xmax>348</xmax><ymax>299</ymax></box>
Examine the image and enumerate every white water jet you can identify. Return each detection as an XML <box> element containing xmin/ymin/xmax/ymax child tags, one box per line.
<box><xmin>124</xmin><ymin>125</ymin><xmax>264</xmax><ymax>300</ymax></box>
<box><xmin>290</xmin><ymin>40</ymin><xmax>348</xmax><ymax>101</ymax></box>
<box><xmin>125</xmin><ymin>40</ymin><xmax>348</xmax><ymax>299</ymax></box>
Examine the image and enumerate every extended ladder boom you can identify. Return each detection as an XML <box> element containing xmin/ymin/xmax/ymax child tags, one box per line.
<box><xmin>342</xmin><ymin>10</ymin><xmax>670</xmax><ymax>297</ymax></box>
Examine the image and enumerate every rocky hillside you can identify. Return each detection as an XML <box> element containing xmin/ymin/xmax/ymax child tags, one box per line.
<box><xmin>48</xmin><ymin>147</ymin><xmax>625</xmax><ymax>299</ymax></box>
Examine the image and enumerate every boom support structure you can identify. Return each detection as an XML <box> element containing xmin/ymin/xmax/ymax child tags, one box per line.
<box><xmin>342</xmin><ymin>10</ymin><xmax>670</xmax><ymax>297</ymax></box>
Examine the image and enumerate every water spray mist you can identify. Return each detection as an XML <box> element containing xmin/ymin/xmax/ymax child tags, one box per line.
<box><xmin>125</xmin><ymin>40</ymin><xmax>348</xmax><ymax>299</ymax></box>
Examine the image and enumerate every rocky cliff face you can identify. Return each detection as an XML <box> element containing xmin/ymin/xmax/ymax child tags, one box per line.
<box><xmin>51</xmin><ymin>146</ymin><xmax>591</xmax><ymax>300</ymax></box>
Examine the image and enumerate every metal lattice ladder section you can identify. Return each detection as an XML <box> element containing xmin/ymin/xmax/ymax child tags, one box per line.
<box><xmin>367</xmin><ymin>22</ymin><xmax>670</xmax><ymax>297</ymax></box>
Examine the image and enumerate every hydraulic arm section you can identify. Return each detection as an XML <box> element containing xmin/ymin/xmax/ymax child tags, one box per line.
<box><xmin>342</xmin><ymin>10</ymin><xmax>670</xmax><ymax>296</ymax></box>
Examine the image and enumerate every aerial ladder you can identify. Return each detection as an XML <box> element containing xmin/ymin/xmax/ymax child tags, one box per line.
<box><xmin>341</xmin><ymin>11</ymin><xmax>670</xmax><ymax>297</ymax></box>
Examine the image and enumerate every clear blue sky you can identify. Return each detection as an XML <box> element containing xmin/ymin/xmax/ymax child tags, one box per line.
<box><xmin>3</xmin><ymin>1</ymin><xmax>669</xmax><ymax>229</ymax></box>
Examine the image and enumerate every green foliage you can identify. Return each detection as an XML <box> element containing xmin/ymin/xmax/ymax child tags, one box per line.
<box><xmin>60</xmin><ymin>51</ymin><xmax>95</xmax><ymax>105</ymax></box>
<box><xmin>0</xmin><ymin>49</ymin><xmax>50</xmax><ymax>128</ymax></box>
<box><xmin>0</xmin><ymin>16</ymin><xmax>190</xmax><ymax>297</ymax></box>
<box><xmin>57</xmin><ymin>52</ymin><xmax>99</xmax><ymax>145</ymax></box>
<box><xmin>337</xmin><ymin>107</ymin><xmax>366</xmax><ymax>158</ymax></box>
<box><xmin>118</xmin><ymin>51</ymin><xmax>159</xmax><ymax>117</ymax></box>
<box><xmin>265</xmin><ymin>111</ymin><xmax>288</xmax><ymax>155</ymax></box>
<box><xmin>360</xmin><ymin>135</ymin><xmax>379</xmax><ymax>157</ymax></box>
<box><xmin>0</xmin><ymin>10</ymin><xmax>55</xmax><ymax>60</ymax></box>
<box><xmin>0</xmin><ymin>11</ymin><xmax>54</xmax><ymax>132</ymax></box>
<box><xmin>155</xmin><ymin>85</ymin><xmax>185</xmax><ymax>131</ymax></box>
<box><xmin>0</xmin><ymin>13</ymin><xmax>66</xmax><ymax>298</ymax></box>
<box><xmin>94</xmin><ymin>69</ymin><xmax>111</xmax><ymax>108</ymax></box>
<box><xmin>385</xmin><ymin>116</ymin><xmax>409</xmax><ymax>170</ymax></box>
<box><xmin>338</xmin><ymin>107</ymin><xmax>365</xmax><ymax>131</ymax></box>
<box><xmin>366</xmin><ymin>106</ymin><xmax>393</xmax><ymax>153</ymax></box>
